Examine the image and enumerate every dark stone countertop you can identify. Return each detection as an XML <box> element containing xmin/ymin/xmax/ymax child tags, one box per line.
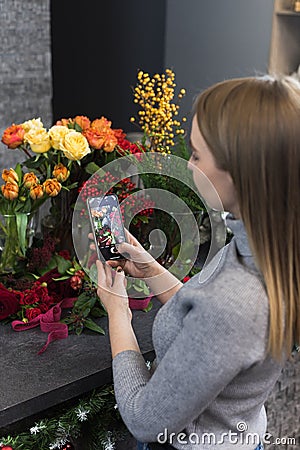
<box><xmin>0</xmin><ymin>298</ymin><xmax>161</xmax><ymax>431</ymax></box>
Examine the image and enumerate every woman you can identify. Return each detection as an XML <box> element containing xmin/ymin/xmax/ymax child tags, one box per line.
<box><xmin>96</xmin><ymin>75</ymin><xmax>300</xmax><ymax>449</ymax></box>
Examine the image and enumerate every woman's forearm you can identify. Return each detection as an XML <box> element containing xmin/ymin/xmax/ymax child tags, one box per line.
<box><xmin>144</xmin><ymin>261</ymin><xmax>183</xmax><ymax>304</ymax></box>
<box><xmin>108</xmin><ymin>308</ymin><xmax>140</xmax><ymax>358</ymax></box>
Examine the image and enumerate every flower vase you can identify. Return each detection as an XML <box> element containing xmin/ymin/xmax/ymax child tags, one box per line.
<box><xmin>0</xmin><ymin>212</ymin><xmax>37</xmax><ymax>273</ymax></box>
<box><xmin>41</xmin><ymin>189</ymin><xmax>77</xmax><ymax>255</ymax></box>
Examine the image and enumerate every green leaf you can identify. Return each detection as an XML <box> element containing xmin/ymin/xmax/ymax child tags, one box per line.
<box><xmin>91</xmin><ymin>306</ymin><xmax>107</xmax><ymax>318</ymax></box>
<box><xmin>55</xmin><ymin>255</ymin><xmax>73</xmax><ymax>274</ymax></box>
<box><xmin>143</xmin><ymin>300</ymin><xmax>153</xmax><ymax>312</ymax></box>
<box><xmin>52</xmin><ymin>275</ymin><xmax>70</xmax><ymax>281</ymax></box>
<box><xmin>88</xmin><ymin>263</ymin><xmax>98</xmax><ymax>281</ymax></box>
<box><xmin>143</xmin><ymin>284</ymin><xmax>150</xmax><ymax>295</ymax></box>
<box><xmin>15</xmin><ymin>212</ymin><xmax>28</xmax><ymax>255</ymax></box>
<box><xmin>82</xmin><ymin>307</ymin><xmax>91</xmax><ymax>318</ymax></box>
<box><xmin>74</xmin><ymin>122</ymin><xmax>82</xmax><ymax>132</ymax></box>
<box><xmin>85</xmin><ymin>162</ymin><xmax>105</xmax><ymax>176</ymax></box>
<box><xmin>64</xmin><ymin>182</ymin><xmax>78</xmax><ymax>190</ymax></box>
<box><xmin>76</xmin><ymin>326</ymin><xmax>83</xmax><ymax>336</ymax></box>
<box><xmin>84</xmin><ymin>318</ymin><xmax>105</xmax><ymax>334</ymax></box>
<box><xmin>15</xmin><ymin>163</ymin><xmax>23</xmax><ymax>182</ymax></box>
<box><xmin>74</xmin><ymin>292</ymin><xmax>97</xmax><ymax>310</ymax></box>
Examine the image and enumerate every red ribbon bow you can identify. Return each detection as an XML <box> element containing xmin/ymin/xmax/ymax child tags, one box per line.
<box><xmin>11</xmin><ymin>297</ymin><xmax>76</xmax><ymax>354</ymax></box>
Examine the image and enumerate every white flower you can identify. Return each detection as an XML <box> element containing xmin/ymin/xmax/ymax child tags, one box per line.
<box><xmin>104</xmin><ymin>432</ymin><xmax>115</xmax><ymax>450</ymax></box>
<box><xmin>49</xmin><ymin>438</ymin><xmax>68</xmax><ymax>449</ymax></box>
<box><xmin>114</xmin><ymin>403</ymin><xmax>118</xmax><ymax>410</ymax></box>
<box><xmin>76</xmin><ymin>406</ymin><xmax>90</xmax><ymax>422</ymax></box>
<box><xmin>30</xmin><ymin>423</ymin><xmax>46</xmax><ymax>435</ymax></box>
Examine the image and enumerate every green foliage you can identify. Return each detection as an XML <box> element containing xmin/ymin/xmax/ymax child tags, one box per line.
<box><xmin>0</xmin><ymin>385</ymin><xmax>127</xmax><ymax>450</ymax></box>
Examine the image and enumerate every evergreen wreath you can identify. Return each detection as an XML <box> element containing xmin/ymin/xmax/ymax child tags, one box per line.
<box><xmin>0</xmin><ymin>385</ymin><xmax>128</xmax><ymax>450</ymax></box>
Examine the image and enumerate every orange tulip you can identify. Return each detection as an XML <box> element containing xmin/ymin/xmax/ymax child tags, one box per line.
<box><xmin>23</xmin><ymin>172</ymin><xmax>39</xmax><ymax>188</ymax></box>
<box><xmin>52</xmin><ymin>163</ymin><xmax>70</xmax><ymax>182</ymax></box>
<box><xmin>43</xmin><ymin>179</ymin><xmax>62</xmax><ymax>197</ymax></box>
<box><xmin>1</xmin><ymin>124</ymin><xmax>25</xmax><ymax>149</ymax></box>
<box><xmin>1</xmin><ymin>182</ymin><xmax>19</xmax><ymax>200</ymax></box>
<box><xmin>29</xmin><ymin>183</ymin><xmax>44</xmax><ymax>200</ymax></box>
<box><xmin>2</xmin><ymin>168</ymin><xmax>19</xmax><ymax>184</ymax></box>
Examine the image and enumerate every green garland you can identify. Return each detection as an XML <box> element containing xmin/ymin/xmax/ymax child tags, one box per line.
<box><xmin>0</xmin><ymin>385</ymin><xmax>128</xmax><ymax>450</ymax></box>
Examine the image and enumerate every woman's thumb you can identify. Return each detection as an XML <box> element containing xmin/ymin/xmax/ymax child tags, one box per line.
<box><xmin>114</xmin><ymin>266</ymin><xmax>126</xmax><ymax>287</ymax></box>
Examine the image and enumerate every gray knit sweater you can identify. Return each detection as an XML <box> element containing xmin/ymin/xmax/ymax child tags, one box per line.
<box><xmin>112</xmin><ymin>218</ymin><xmax>282</xmax><ymax>449</ymax></box>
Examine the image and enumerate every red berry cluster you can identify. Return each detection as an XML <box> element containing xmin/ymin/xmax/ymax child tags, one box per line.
<box><xmin>78</xmin><ymin>172</ymin><xmax>155</xmax><ymax>227</ymax></box>
<box><xmin>119</xmin><ymin>196</ymin><xmax>155</xmax><ymax>226</ymax></box>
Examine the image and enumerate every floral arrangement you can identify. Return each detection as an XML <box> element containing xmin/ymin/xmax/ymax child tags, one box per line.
<box><xmin>0</xmin><ymin>68</ymin><xmax>204</xmax><ymax>343</ymax></box>
<box><xmin>0</xmin><ymin>68</ymin><xmax>209</xmax><ymax>450</ymax></box>
<box><xmin>0</xmin><ymin>114</ymin><xmax>151</xmax><ymax>265</ymax></box>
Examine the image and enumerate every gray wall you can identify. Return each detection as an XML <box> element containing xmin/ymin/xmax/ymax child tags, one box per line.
<box><xmin>0</xmin><ymin>0</ymin><xmax>52</xmax><ymax>169</ymax></box>
<box><xmin>165</xmin><ymin>0</ymin><xmax>274</xmax><ymax>124</ymax></box>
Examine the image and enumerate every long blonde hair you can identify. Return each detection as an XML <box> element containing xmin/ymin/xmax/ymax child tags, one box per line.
<box><xmin>195</xmin><ymin>75</ymin><xmax>300</xmax><ymax>360</ymax></box>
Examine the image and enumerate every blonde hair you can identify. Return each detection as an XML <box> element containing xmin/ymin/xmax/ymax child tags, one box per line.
<box><xmin>195</xmin><ymin>75</ymin><xmax>300</xmax><ymax>361</ymax></box>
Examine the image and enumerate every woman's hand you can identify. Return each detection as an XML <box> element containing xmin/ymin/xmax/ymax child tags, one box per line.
<box><xmin>89</xmin><ymin>229</ymin><xmax>163</xmax><ymax>279</ymax></box>
<box><xmin>96</xmin><ymin>261</ymin><xmax>131</xmax><ymax>318</ymax></box>
<box><xmin>109</xmin><ymin>229</ymin><xmax>161</xmax><ymax>279</ymax></box>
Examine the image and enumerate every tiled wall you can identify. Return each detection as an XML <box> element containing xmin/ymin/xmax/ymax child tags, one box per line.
<box><xmin>0</xmin><ymin>0</ymin><xmax>52</xmax><ymax>170</ymax></box>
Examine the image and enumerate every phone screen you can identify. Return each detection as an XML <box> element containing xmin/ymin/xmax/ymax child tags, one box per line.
<box><xmin>87</xmin><ymin>194</ymin><xmax>126</xmax><ymax>261</ymax></box>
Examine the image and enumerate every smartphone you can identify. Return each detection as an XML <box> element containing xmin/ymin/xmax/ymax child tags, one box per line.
<box><xmin>87</xmin><ymin>194</ymin><xmax>126</xmax><ymax>261</ymax></box>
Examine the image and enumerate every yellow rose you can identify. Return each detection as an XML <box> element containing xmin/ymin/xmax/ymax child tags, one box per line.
<box><xmin>21</xmin><ymin>118</ymin><xmax>44</xmax><ymax>133</ymax></box>
<box><xmin>23</xmin><ymin>172</ymin><xmax>39</xmax><ymax>188</ymax></box>
<box><xmin>24</xmin><ymin>128</ymin><xmax>51</xmax><ymax>154</ymax></box>
<box><xmin>43</xmin><ymin>179</ymin><xmax>62</xmax><ymax>197</ymax></box>
<box><xmin>29</xmin><ymin>183</ymin><xmax>44</xmax><ymax>200</ymax></box>
<box><xmin>60</xmin><ymin>130</ymin><xmax>91</xmax><ymax>161</ymax></box>
<box><xmin>2</xmin><ymin>168</ymin><xmax>19</xmax><ymax>184</ymax></box>
<box><xmin>52</xmin><ymin>163</ymin><xmax>70</xmax><ymax>182</ymax></box>
<box><xmin>48</xmin><ymin>125</ymin><xmax>71</xmax><ymax>150</ymax></box>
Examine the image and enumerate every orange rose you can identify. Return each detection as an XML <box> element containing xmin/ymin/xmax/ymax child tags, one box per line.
<box><xmin>74</xmin><ymin>116</ymin><xmax>91</xmax><ymax>131</ymax></box>
<box><xmin>23</xmin><ymin>172</ymin><xmax>39</xmax><ymax>188</ymax></box>
<box><xmin>91</xmin><ymin>117</ymin><xmax>112</xmax><ymax>132</ymax></box>
<box><xmin>83</xmin><ymin>128</ymin><xmax>105</xmax><ymax>150</ymax></box>
<box><xmin>43</xmin><ymin>179</ymin><xmax>62</xmax><ymax>197</ymax></box>
<box><xmin>29</xmin><ymin>183</ymin><xmax>44</xmax><ymax>200</ymax></box>
<box><xmin>1</xmin><ymin>182</ymin><xmax>19</xmax><ymax>200</ymax></box>
<box><xmin>1</xmin><ymin>124</ymin><xmax>25</xmax><ymax>149</ymax></box>
<box><xmin>103</xmin><ymin>133</ymin><xmax>118</xmax><ymax>152</ymax></box>
<box><xmin>56</xmin><ymin>118</ymin><xmax>72</xmax><ymax>127</ymax></box>
<box><xmin>2</xmin><ymin>168</ymin><xmax>19</xmax><ymax>184</ymax></box>
<box><xmin>52</xmin><ymin>163</ymin><xmax>70</xmax><ymax>182</ymax></box>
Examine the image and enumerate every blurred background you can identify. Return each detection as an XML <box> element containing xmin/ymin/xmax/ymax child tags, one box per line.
<box><xmin>0</xmin><ymin>0</ymin><xmax>274</xmax><ymax>168</ymax></box>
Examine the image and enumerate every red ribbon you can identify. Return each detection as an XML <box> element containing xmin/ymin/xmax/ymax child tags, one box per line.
<box><xmin>128</xmin><ymin>294</ymin><xmax>153</xmax><ymax>310</ymax></box>
<box><xmin>11</xmin><ymin>297</ymin><xmax>76</xmax><ymax>355</ymax></box>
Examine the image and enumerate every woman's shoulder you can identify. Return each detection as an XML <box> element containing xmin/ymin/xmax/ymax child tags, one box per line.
<box><xmin>178</xmin><ymin>240</ymin><xmax>269</xmax><ymax>328</ymax></box>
